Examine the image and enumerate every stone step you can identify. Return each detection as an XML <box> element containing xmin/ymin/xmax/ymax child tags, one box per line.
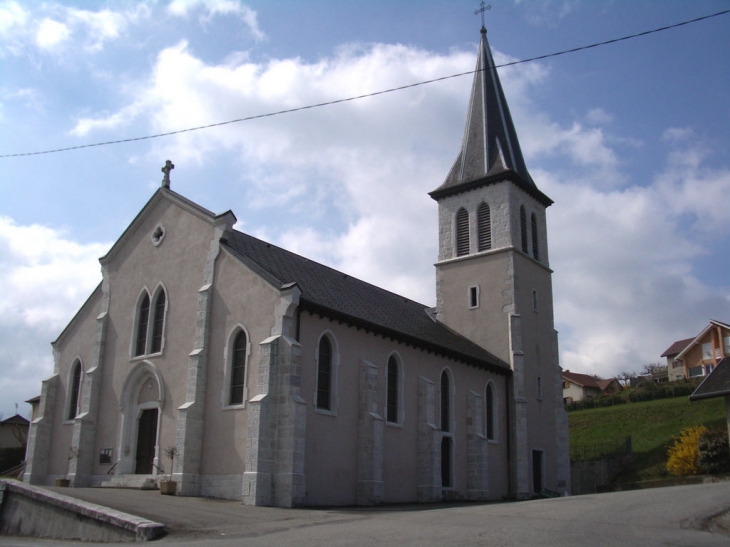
<box><xmin>100</xmin><ymin>475</ymin><xmax>159</xmax><ymax>490</ymax></box>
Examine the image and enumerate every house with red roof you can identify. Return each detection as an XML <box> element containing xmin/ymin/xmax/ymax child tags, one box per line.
<box><xmin>562</xmin><ymin>371</ymin><xmax>621</xmax><ymax>404</ymax></box>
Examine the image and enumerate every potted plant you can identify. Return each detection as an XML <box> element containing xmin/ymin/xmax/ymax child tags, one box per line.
<box><xmin>55</xmin><ymin>447</ymin><xmax>77</xmax><ymax>487</ymax></box>
<box><xmin>159</xmin><ymin>445</ymin><xmax>178</xmax><ymax>495</ymax></box>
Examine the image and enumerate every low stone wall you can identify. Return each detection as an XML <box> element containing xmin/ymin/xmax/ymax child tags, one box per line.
<box><xmin>571</xmin><ymin>456</ymin><xmax>631</xmax><ymax>495</ymax></box>
<box><xmin>0</xmin><ymin>480</ymin><xmax>164</xmax><ymax>542</ymax></box>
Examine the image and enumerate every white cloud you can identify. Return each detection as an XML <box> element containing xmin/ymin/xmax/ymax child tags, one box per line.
<box><xmin>167</xmin><ymin>0</ymin><xmax>264</xmax><ymax>40</ymax></box>
<box><xmin>662</xmin><ymin>127</ymin><xmax>694</xmax><ymax>142</ymax></box>
<box><xmin>35</xmin><ymin>18</ymin><xmax>70</xmax><ymax>51</ymax></box>
<box><xmin>0</xmin><ymin>217</ymin><xmax>110</xmax><ymax>418</ymax></box>
<box><xmin>0</xmin><ymin>2</ymin><xmax>149</xmax><ymax>57</ymax></box>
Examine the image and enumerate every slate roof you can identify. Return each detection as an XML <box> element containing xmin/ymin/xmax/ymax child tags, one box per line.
<box><xmin>222</xmin><ymin>229</ymin><xmax>510</xmax><ymax>374</ymax></box>
<box><xmin>1</xmin><ymin>414</ymin><xmax>29</xmax><ymax>426</ymax></box>
<box><xmin>429</xmin><ymin>26</ymin><xmax>552</xmax><ymax>207</ymax></box>
<box><xmin>690</xmin><ymin>357</ymin><xmax>730</xmax><ymax>401</ymax></box>
<box><xmin>661</xmin><ymin>337</ymin><xmax>695</xmax><ymax>358</ymax></box>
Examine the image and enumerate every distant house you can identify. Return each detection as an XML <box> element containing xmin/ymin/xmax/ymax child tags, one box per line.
<box><xmin>562</xmin><ymin>371</ymin><xmax>621</xmax><ymax>404</ymax></box>
<box><xmin>0</xmin><ymin>414</ymin><xmax>29</xmax><ymax>450</ymax></box>
<box><xmin>665</xmin><ymin>320</ymin><xmax>730</xmax><ymax>382</ymax></box>
<box><xmin>661</xmin><ymin>337</ymin><xmax>695</xmax><ymax>381</ymax></box>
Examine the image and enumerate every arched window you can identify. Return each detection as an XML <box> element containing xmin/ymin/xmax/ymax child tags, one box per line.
<box><xmin>440</xmin><ymin>370</ymin><xmax>450</xmax><ymax>432</ymax></box>
<box><xmin>135</xmin><ymin>292</ymin><xmax>150</xmax><ymax>357</ymax></box>
<box><xmin>485</xmin><ymin>382</ymin><xmax>495</xmax><ymax>441</ymax></box>
<box><xmin>68</xmin><ymin>360</ymin><xmax>82</xmax><ymax>421</ymax></box>
<box><xmin>229</xmin><ymin>330</ymin><xmax>248</xmax><ymax>406</ymax></box>
<box><xmin>455</xmin><ymin>208</ymin><xmax>470</xmax><ymax>257</ymax></box>
<box><xmin>151</xmin><ymin>289</ymin><xmax>166</xmax><ymax>353</ymax></box>
<box><xmin>520</xmin><ymin>205</ymin><xmax>528</xmax><ymax>253</ymax></box>
<box><xmin>316</xmin><ymin>335</ymin><xmax>333</xmax><ymax>411</ymax></box>
<box><xmin>386</xmin><ymin>355</ymin><xmax>400</xmax><ymax>424</ymax></box>
<box><xmin>531</xmin><ymin>213</ymin><xmax>539</xmax><ymax>260</ymax></box>
<box><xmin>477</xmin><ymin>202</ymin><xmax>491</xmax><ymax>252</ymax></box>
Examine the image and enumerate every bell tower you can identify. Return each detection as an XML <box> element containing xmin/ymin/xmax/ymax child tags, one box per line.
<box><xmin>430</xmin><ymin>24</ymin><xmax>570</xmax><ymax>498</ymax></box>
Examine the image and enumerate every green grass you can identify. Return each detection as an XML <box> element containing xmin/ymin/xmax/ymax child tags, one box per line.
<box><xmin>569</xmin><ymin>396</ymin><xmax>726</xmax><ymax>483</ymax></box>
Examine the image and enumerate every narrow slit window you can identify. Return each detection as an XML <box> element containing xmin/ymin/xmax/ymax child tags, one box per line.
<box><xmin>469</xmin><ymin>286</ymin><xmax>479</xmax><ymax>309</ymax></box>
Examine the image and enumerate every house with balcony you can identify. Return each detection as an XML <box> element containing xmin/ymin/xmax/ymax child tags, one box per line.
<box><xmin>668</xmin><ymin>320</ymin><xmax>730</xmax><ymax>381</ymax></box>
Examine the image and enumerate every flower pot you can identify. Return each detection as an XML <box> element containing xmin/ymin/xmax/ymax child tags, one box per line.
<box><xmin>159</xmin><ymin>480</ymin><xmax>177</xmax><ymax>495</ymax></box>
<box><xmin>55</xmin><ymin>478</ymin><xmax>70</xmax><ymax>487</ymax></box>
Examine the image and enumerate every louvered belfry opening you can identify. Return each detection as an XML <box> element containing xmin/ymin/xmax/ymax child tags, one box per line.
<box><xmin>520</xmin><ymin>206</ymin><xmax>528</xmax><ymax>253</ymax></box>
<box><xmin>456</xmin><ymin>208</ymin><xmax>469</xmax><ymax>256</ymax></box>
<box><xmin>531</xmin><ymin>213</ymin><xmax>539</xmax><ymax>260</ymax></box>
<box><xmin>477</xmin><ymin>202</ymin><xmax>491</xmax><ymax>252</ymax></box>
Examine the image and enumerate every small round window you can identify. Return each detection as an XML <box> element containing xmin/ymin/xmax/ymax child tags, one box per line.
<box><xmin>151</xmin><ymin>224</ymin><xmax>165</xmax><ymax>246</ymax></box>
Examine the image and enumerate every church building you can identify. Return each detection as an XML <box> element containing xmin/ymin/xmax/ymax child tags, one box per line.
<box><xmin>24</xmin><ymin>25</ymin><xmax>570</xmax><ymax>506</ymax></box>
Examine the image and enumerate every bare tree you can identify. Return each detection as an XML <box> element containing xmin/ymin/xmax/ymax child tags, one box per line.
<box><xmin>617</xmin><ymin>371</ymin><xmax>635</xmax><ymax>387</ymax></box>
<box><xmin>642</xmin><ymin>362</ymin><xmax>666</xmax><ymax>376</ymax></box>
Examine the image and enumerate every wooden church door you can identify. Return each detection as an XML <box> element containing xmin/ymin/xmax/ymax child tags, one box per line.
<box><xmin>135</xmin><ymin>408</ymin><xmax>158</xmax><ymax>474</ymax></box>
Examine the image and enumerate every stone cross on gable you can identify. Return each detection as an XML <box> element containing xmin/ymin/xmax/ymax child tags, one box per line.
<box><xmin>474</xmin><ymin>1</ymin><xmax>491</xmax><ymax>28</ymax></box>
<box><xmin>161</xmin><ymin>160</ymin><xmax>174</xmax><ymax>189</ymax></box>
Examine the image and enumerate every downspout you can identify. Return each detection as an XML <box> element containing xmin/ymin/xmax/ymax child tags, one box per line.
<box><xmin>505</xmin><ymin>375</ymin><xmax>512</xmax><ymax>496</ymax></box>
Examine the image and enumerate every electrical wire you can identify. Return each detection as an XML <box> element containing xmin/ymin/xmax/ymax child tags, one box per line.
<box><xmin>2</xmin><ymin>8</ymin><xmax>728</xmax><ymax>159</ymax></box>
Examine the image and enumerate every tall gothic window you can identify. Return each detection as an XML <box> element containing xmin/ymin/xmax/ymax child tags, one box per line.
<box><xmin>440</xmin><ymin>370</ymin><xmax>451</xmax><ymax>432</ymax></box>
<box><xmin>455</xmin><ymin>208</ymin><xmax>469</xmax><ymax>257</ymax></box>
<box><xmin>485</xmin><ymin>382</ymin><xmax>495</xmax><ymax>441</ymax></box>
<box><xmin>531</xmin><ymin>213</ymin><xmax>539</xmax><ymax>260</ymax></box>
<box><xmin>386</xmin><ymin>355</ymin><xmax>399</xmax><ymax>424</ymax></box>
<box><xmin>68</xmin><ymin>360</ymin><xmax>82</xmax><ymax>421</ymax></box>
<box><xmin>151</xmin><ymin>289</ymin><xmax>166</xmax><ymax>353</ymax></box>
<box><xmin>229</xmin><ymin>329</ymin><xmax>247</xmax><ymax>406</ymax></box>
<box><xmin>135</xmin><ymin>292</ymin><xmax>150</xmax><ymax>357</ymax></box>
<box><xmin>316</xmin><ymin>336</ymin><xmax>333</xmax><ymax>411</ymax></box>
<box><xmin>477</xmin><ymin>202</ymin><xmax>492</xmax><ymax>252</ymax></box>
<box><xmin>520</xmin><ymin>206</ymin><xmax>528</xmax><ymax>253</ymax></box>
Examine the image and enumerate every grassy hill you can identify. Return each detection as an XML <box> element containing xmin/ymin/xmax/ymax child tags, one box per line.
<box><xmin>569</xmin><ymin>396</ymin><xmax>726</xmax><ymax>483</ymax></box>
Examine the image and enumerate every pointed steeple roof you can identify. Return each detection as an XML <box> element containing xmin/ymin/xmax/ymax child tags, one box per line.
<box><xmin>430</xmin><ymin>26</ymin><xmax>552</xmax><ymax>206</ymax></box>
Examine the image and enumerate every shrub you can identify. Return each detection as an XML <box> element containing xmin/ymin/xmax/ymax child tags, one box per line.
<box><xmin>667</xmin><ymin>425</ymin><xmax>706</xmax><ymax>476</ymax></box>
<box><xmin>698</xmin><ymin>428</ymin><xmax>730</xmax><ymax>474</ymax></box>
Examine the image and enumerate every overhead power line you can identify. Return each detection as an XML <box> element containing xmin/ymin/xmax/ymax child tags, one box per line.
<box><xmin>2</xmin><ymin>9</ymin><xmax>728</xmax><ymax>159</ymax></box>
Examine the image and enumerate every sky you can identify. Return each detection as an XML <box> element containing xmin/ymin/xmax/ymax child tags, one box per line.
<box><xmin>1</xmin><ymin>0</ymin><xmax>729</xmax><ymax>419</ymax></box>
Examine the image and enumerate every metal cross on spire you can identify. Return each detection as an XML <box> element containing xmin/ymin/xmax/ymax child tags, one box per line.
<box><xmin>161</xmin><ymin>160</ymin><xmax>174</xmax><ymax>189</ymax></box>
<box><xmin>474</xmin><ymin>1</ymin><xmax>491</xmax><ymax>28</ymax></box>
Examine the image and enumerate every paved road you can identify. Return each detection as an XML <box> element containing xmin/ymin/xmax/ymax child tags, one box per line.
<box><xmin>1</xmin><ymin>482</ymin><xmax>729</xmax><ymax>546</ymax></box>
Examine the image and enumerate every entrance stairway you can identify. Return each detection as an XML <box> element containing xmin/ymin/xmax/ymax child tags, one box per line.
<box><xmin>100</xmin><ymin>475</ymin><xmax>158</xmax><ymax>490</ymax></box>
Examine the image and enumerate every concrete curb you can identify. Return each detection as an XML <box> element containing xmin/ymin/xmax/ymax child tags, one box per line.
<box><xmin>0</xmin><ymin>480</ymin><xmax>165</xmax><ymax>541</ymax></box>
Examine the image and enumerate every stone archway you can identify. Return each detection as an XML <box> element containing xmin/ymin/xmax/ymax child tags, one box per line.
<box><xmin>117</xmin><ymin>361</ymin><xmax>165</xmax><ymax>476</ymax></box>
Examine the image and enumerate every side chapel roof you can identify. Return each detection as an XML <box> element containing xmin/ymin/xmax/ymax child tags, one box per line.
<box><xmin>222</xmin><ymin>230</ymin><xmax>510</xmax><ymax>374</ymax></box>
<box><xmin>690</xmin><ymin>357</ymin><xmax>730</xmax><ymax>401</ymax></box>
<box><xmin>430</xmin><ymin>26</ymin><xmax>552</xmax><ymax>206</ymax></box>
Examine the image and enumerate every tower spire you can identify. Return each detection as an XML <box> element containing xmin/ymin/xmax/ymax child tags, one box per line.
<box><xmin>430</xmin><ymin>25</ymin><xmax>551</xmax><ymax>206</ymax></box>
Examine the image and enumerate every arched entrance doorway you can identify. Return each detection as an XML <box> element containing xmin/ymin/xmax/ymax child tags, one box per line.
<box><xmin>117</xmin><ymin>361</ymin><xmax>165</xmax><ymax>476</ymax></box>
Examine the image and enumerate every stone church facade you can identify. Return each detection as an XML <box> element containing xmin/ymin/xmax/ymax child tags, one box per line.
<box><xmin>24</xmin><ymin>25</ymin><xmax>570</xmax><ymax>506</ymax></box>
